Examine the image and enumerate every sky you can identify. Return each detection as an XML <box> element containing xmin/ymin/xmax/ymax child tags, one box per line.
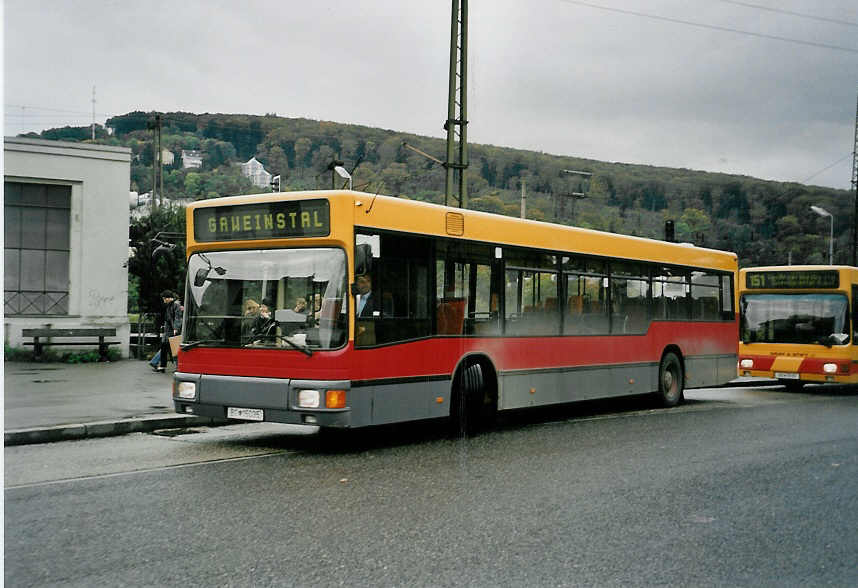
<box><xmin>3</xmin><ymin>0</ymin><xmax>857</xmax><ymax>190</ymax></box>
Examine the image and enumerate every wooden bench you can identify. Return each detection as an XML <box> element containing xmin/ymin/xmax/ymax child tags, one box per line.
<box><xmin>22</xmin><ymin>328</ymin><xmax>120</xmax><ymax>361</ymax></box>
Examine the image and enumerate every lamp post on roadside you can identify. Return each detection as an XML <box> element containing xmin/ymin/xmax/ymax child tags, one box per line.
<box><xmin>810</xmin><ymin>205</ymin><xmax>834</xmax><ymax>264</ymax></box>
<box><xmin>333</xmin><ymin>165</ymin><xmax>352</xmax><ymax>190</ymax></box>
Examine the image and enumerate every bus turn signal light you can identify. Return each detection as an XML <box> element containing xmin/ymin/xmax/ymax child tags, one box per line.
<box><xmin>326</xmin><ymin>389</ymin><xmax>347</xmax><ymax>409</ymax></box>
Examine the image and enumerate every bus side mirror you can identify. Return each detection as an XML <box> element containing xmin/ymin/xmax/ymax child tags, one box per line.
<box><xmin>355</xmin><ymin>243</ymin><xmax>373</xmax><ymax>276</ymax></box>
<box><xmin>193</xmin><ymin>268</ymin><xmax>210</xmax><ymax>287</ymax></box>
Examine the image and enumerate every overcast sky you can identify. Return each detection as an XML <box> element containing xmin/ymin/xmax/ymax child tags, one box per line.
<box><xmin>4</xmin><ymin>0</ymin><xmax>857</xmax><ymax>189</ymax></box>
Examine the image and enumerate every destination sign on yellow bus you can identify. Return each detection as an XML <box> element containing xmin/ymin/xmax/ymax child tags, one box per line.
<box><xmin>193</xmin><ymin>199</ymin><xmax>330</xmax><ymax>242</ymax></box>
<box><xmin>745</xmin><ymin>270</ymin><xmax>838</xmax><ymax>290</ymax></box>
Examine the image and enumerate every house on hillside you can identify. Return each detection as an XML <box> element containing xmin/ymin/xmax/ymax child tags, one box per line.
<box><xmin>241</xmin><ymin>157</ymin><xmax>272</xmax><ymax>189</ymax></box>
<box><xmin>181</xmin><ymin>149</ymin><xmax>202</xmax><ymax>169</ymax></box>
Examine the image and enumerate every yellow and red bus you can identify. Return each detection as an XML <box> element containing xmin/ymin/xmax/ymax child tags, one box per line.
<box><xmin>173</xmin><ymin>190</ymin><xmax>738</xmax><ymax>433</ymax></box>
<box><xmin>738</xmin><ymin>265</ymin><xmax>858</xmax><ymax>390</ymax></box>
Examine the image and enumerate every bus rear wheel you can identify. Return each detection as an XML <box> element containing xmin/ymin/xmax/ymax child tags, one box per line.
<box><xmin>450</xmin><ymin>362</ymin><xmax>495</xmax><ymax>437</ymax></box>
<box><xmin>656</xmin><ymin>352</ymin><xmax>684</xmax><ymax>408</ymax></box>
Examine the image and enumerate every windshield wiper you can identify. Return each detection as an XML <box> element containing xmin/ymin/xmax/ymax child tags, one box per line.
<box><xmin>243</xmin><ymin>334</ymin><xmax>313</xmax><ymax>357</ymax></box>
<box><xmin>180</xmin><ymin>339</ymin><xmax>225</xmax><ymax>350</ymax></box>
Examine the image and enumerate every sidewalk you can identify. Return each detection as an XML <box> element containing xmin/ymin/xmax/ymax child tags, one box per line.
<box><xmin>4</xmin><ymin>359</ymin><xmax>777</xmax><ymax>447</ymax></box>
<box><xmin>4</xmin><ymin>359</ymin><xmax>225</xmax><ymax>446</ymax></box>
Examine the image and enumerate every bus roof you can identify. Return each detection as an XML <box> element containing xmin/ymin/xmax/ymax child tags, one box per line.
<box><xmin>740</xmin><ymin>265</ymin><xmax>858</xmax><ymax>273</ymax></box>
<box><xmin>188</xmin><ymin>190</ymin><xmax>737</xmax><ymax>271</ymax></box>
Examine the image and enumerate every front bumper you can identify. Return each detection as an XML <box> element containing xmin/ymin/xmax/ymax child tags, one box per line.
<box><xmin>172</xmin><ymin>372</ymin><xmax>352</xmax><ymax>428</ymax></box>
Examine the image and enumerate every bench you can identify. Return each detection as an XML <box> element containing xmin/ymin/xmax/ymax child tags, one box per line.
<box><xmin>22</xmin><ymin>328</ymin><xmax>120</xmax><ymax>361</ymax></box>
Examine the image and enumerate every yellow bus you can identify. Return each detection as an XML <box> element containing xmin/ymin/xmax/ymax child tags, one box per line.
<box><xmin>173</xmin><ymin>190</ymin><xmax>738</xmax><ymax>433</ymax></box>
<box><xmin>738</xmin><ymin>265</ymin><xmax>858</xmax><ymax>391</ymax></box>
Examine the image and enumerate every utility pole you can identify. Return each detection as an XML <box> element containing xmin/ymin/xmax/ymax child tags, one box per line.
<box><xmin>147</xmin><ymin>115</ymin><xmax>162</xmax><ymax>211</ymax></box>
<box><xmin>559</xmin><ymin>169</ymin><xmax>591</xmax><ymax>223</ymax></box>
<box><xmin>851</xmin><ymin>89</ymin><xmax>857</xmax><ymax>266</ymax></box>
<box><xmin>157</xmin><ymin>114</ymin><xmax>163</xmax><ymax>207</ymax></box>
<box><xmin>520</xmin><ymin>177</ymin><xmax>526</xmax><ymax>219</ymax></box>
<box><xmin>444</xmin><ymin>0</ymin><xmax>468</xmax><ymax>208</ymax></box>
<box><xmin>91</xmin><ymin>86</ymin><xmax>96</xmax><ymax>140</ymax></box>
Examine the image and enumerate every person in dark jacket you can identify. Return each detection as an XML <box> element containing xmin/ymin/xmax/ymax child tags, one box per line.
<box><xmin>153</xmin><ymin>290</ymin><xmax>182</xmax><ymax>372</ymax></box>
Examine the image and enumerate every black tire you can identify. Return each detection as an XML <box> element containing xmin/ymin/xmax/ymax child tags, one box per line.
<box><xmin>781</xmin><ymin>379</ymin><xmax>805</xmax><ymax>393</ymax></box>
<box><xmin>656</xmin><ymin>352</ymin><xmax>684</xmax><ymax>407</ymax></box>
<box><xmin>450</xmin><ymin>363</ymin><xmax>495</xmax><ymax>437</ymax></box>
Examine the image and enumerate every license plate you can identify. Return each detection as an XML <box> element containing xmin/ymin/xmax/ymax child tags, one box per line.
<box><xmin>227</xmin><ymin>407</ymin><xmax>264</xmax><ymax>421</ymax></box>
<box><xmin>774</xmin><ymin>372</ymin><xmax>800</xmax><ymax>380</ymax></box>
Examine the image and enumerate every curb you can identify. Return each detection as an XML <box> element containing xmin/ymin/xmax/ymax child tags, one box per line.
<box><xmin>4</xmin><ymin>415</ymin><xmax>230</xmax><ymax>447</ymax></box>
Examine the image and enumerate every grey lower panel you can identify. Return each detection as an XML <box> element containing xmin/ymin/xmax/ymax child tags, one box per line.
<box><xmin>354</xmin><ymin>379</ymin><xmax>451</xmax><ymax>426</ymax></box>
<box><xmin>685</xmin><ymin>354</ymin><xmax>738</xmax><ymax>389</ymax></box>
<box><xmin>500</xmin><ymin>363</ymin><xmax>657</xmax><ymax>410</ymax></box>
<box><xmin>199</xmin><ymin>374</ymin><xmax>289</xmax><ymax>409</ymax></box>
<box><xmin>499</xmin><ymin>354</ymin><xmax>736</xmax><ymax>410</ymax></box>
<box><xmin>185</xmin><ymin>372</ymin><xmax>451</xmax><ymax>428</ymax></box>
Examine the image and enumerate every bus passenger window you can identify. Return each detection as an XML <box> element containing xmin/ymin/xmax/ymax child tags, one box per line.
<box><xmin>691</xmin><ymin>271</ymin><xmax>721</xmax><ymax>321</ymax></box>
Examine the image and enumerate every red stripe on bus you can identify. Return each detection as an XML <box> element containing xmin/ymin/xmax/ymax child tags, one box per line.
<box><xmin>178</xmin><ymin>321</ymin><xmax>737</xmax><ymax>381</ymax></box>
<box><xmin>738</xmin><ymin>355</ymin><xmax>775</xmax><ymax>371</ymax></box>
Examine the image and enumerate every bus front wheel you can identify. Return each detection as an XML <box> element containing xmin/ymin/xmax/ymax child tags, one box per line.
<box><xmin>656</xmin><ymin>352</ymin><xmax>684</xmax><ymax>408</ymax></box>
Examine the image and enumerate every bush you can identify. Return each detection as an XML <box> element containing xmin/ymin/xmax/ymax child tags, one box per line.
<box><xmin>4</xmin><ymin>344</ymin><xmax>122</xmax><ymax>363</ymax></box>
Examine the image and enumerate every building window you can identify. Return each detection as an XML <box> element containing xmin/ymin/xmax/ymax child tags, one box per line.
<box><xmin>4</xmin><ymin>182</ymin><xmax>71</xmax><ymax>315</ymax></box>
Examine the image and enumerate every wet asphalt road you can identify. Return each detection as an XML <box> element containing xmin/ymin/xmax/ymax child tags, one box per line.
<box><xmin>5</xmin><ymin>385</ymin><xmax>858</xmax><ymax>587</ymax></box>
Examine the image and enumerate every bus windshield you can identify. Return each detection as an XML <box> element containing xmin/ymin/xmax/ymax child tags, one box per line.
<box><xmin>183</xmin><ymin>248</ymin><xmax>348</xmax><ymax>350</ymax></box>
<box><xmin>740</xmin><ymin>293</ymin><xmax>849</xmax><ymax>345</ymax></box>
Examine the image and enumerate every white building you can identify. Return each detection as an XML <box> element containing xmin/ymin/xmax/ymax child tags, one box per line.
<box><xmin>4</xmin><ymin>137</ymin><xmax>133</xmax><ymax>357</ymax></box>
<box><xmin>160</xmin><ymin>148</ymin><xmax>175</xmax><ymax>166</ymax></box>
<box><xmin>240</xmin><ymin>157</ymin><xmax>272</xmax><ymax>189</ymax></box>
<box><xmin>181</xmin><ymin>149</ymin><xmax>202</xmax><ymax>169</ymax></box>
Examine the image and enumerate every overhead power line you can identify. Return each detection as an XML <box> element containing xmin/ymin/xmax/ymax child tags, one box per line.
<box><xmin>801</xmin><ymin>153</ymin><xmax>852</xmax><ymax>183</ymax></box>
<box><xmin>558</xmin><ymin>0</ymin><xmax>858</xmax><ymax>54</ymax></box>
<box><xmin>716</xmin><ymin>0</ymin><xmax>858</xmax><ymax>28</ymax></box>
<box><xmin>5</xmin><ymin>103</ymin><xmax>114</xmax><ymax>117</ymax></box>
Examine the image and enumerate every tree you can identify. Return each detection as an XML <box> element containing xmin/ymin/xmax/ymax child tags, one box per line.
<box><xmin>676</xmin><ymin>208</ymin><xmax>712</xmax><ymax>243</ymax></box>
<box><xmin>127</xmin><ymin>206</ymin><xmax>187</xmax><ymax>316</ymax></box>
<box><xmin>202</xmin><ymin>139</ymin><xmax>237</xmax><ymax>170</ymax></box>
<box><xmin>261</xmin><ymin>145</ymin><xmax>289</xmax><ymax>177</ymax></box>
<box><xmin>294</xmin><ymin>137</ymin><xmax>312</xmax><ymax>170</ymax></box>
<box><xmin>469</xmin><ymin>193</ymin><xmax>506</xmax><ymax>215</ymax></box>
<box><xmin>380</xmin><ymin>163</ymin><xmax>409</xmax><ymax>195</ymax></box>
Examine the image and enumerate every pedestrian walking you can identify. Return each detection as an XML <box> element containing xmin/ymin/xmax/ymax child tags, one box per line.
<box><xmin>152</xmin><ymin>290</ymin><xmax>182</xmax><ymax>372</ymax></box>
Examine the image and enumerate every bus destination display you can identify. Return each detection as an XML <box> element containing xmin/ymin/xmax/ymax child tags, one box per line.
<box><xmin>745</xmin><ymin>270</ymin><xmax>839</xmax><ymax>290</ymax></box>
<box><xmin>194</xmin><ymin>199</ymin><xmax>330</xmax><ymax>242</ymax></box>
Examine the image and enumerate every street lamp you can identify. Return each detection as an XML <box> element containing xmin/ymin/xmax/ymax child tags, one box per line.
<box><xmin>810</xmin><ymin>205</ymin><xmax>834</xmax><ymax>264</ymax></box>
<box><xmin>333</xmin><ymin>165</ymin><xmax>352</xmax><ymax>190</ymax></box>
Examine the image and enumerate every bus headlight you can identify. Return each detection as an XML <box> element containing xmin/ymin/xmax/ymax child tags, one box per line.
<box><xmin>823</xmin><ymin>363</ymin><xmax>837</xmax><ymax>374</ymax></box>
<box><xmin>740</xmin><ymin>359</ymin><xmax>754</xmax><ymax>369</ymax></box>
<box><xmin>176</xmin><ymin>382</ymin><xmax>197</xmax><ymax>400</ymax></box>
<box><xmin>298</xmin><ymin>389</ymin><xmax>321</xmax><ymax>408</ymax></box>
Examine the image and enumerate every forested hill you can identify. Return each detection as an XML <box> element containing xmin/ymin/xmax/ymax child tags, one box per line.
<box><xmin>29</xmin><ymin>110</ymin><xmax>853</xmax><ymax>267</ymax></box>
